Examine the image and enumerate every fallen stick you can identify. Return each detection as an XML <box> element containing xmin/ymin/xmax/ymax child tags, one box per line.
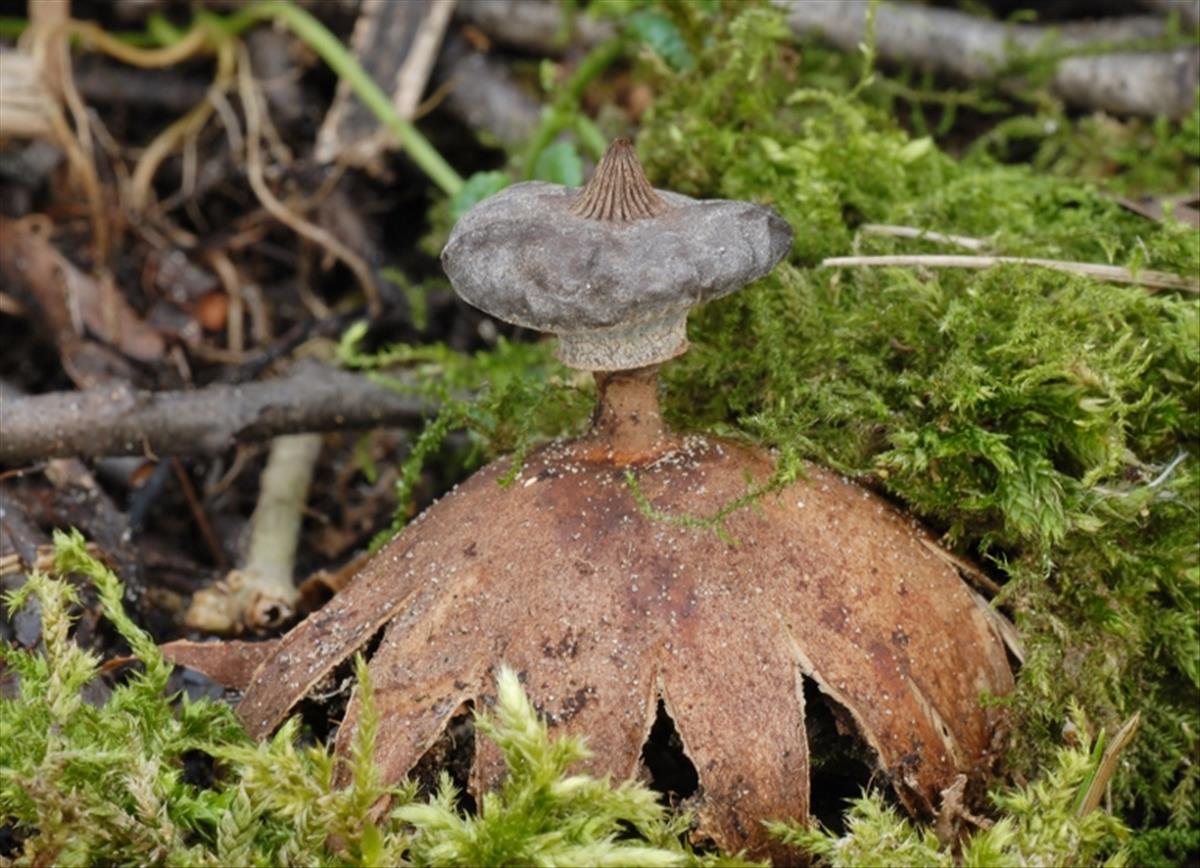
<box><xmin>0</xmin><ymin>360</ymin><xmax>431</xmax><ymax>465</ymax></box>
<box><xmin>1139</xmin><ymin>0</ymin><xmax>1200</xmax><ymax>31</ymax></box>
<box><xmin>315</xmin><ymin>0</ymin><xmax>457</xmax><ymax>168</ymax></box>
<box><xmin>454</xmin><ymin>0</ymin><xmax>614</xmax><ymax>55</ymax></box>
<box><xmin>434</xmin><ymin>31</ymin><xmax>542</xmax><ymax>148</ymax></box>
<box><xmin>821</xmin><ymin>254</ymin><xmax>1200</xmax><ymax>293</ymax></box>
<box><xmin>775</xmin><ymin>0</ymin><xmax>1200</xmax><ymax>119</ymax></box>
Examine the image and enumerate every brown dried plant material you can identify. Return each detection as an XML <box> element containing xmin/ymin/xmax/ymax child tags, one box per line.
<box><xmin>0</xmin><ymin>48</ymin><xmax>53</xmax><ymax>139</ymax></box>
<box><xmin>0</xmin><ymin>215</ymin><xmax>165</xmax><ymax>367</ymax></box>
<box><xmin>236</xmin><ymin>406</ymin><xmax>1013</xmax><ymax>858</ymax></box>
<box><xmin>186</xmin><ymin>433</ymin><xmax>323</xmax><ymax>635</ymax></box>
<box><xmin>160</xmin><ymin>638</ymin><xmax>278</xmax><ymax>691</ymax></box>
<box><xmin>315</xmin><ymin>0</ymin><xmax>456</xmax><ymax>171</ymax></box>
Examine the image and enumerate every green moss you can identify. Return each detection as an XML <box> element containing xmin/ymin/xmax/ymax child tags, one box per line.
<box><xmin>359</xmin><ymin>8</ymin><xmax>1198</xmax><ymax>855</ymax></box>
<box><xmin>5</xmin><ymin>5</ymin><xmax>1194</xmax><ymax>864</ymax></box>
<box><xmin>632</xmin><ymin>6</ymin><xmax>1199</xmax><ymax>859</ymax></box>
<box><xmin>337</xmin><ymin>323</ymin><xmax>592</xmax><ymax>544</ymax></box>
<box><xmin>1</xmin><ymin>533</ymin><xmax>1152</xmax><ymax>866</ymax></box>
<box><xmin>0</xmin><ymin>532</ymin><xmax>731</xmax><ymax>866</ymax></box>
<box><xmin>770</xmin><ymin>707</ymin><xmax>1131</xmax><ymax>866</ymax></box>
<box><xmin>339</xmin><ymin>6</ymin><xmax>1198</xmax><ymax>858</ymax></box>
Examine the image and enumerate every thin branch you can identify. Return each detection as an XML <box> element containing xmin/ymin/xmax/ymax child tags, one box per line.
<box><xmin>224</xmin><ymin>0</ymin><xmax>464</xmax><ymax>195</ymax></box>
<box><xmin>128</xmin><ymin>34</ymin><xmax>234</xmax><ymax>213</ymax></box>
<box><xmin>859</xmin><ymin>224</ymin><xmax>987</xmax><ymax>251</ymax></box>
<box><xmin>821</xmin><ymin>254</ymin><xmax>1199</xmax><ymax>293</ymax></box>
<box><xmin>433</xmin><ymin>32</ymin><xmax>541</xmax><ymax>149</ymax></box>
<box><xmin>0</xmin><ymin>360</ymin><xmax>432</xmax><ymax>465</ymax></box>
<box><xmin>454</xmin><ymin>0</ymin><xmax>615</xmax><ymax>55</ymax></box>
<box><xmin>170</xmin><ymin>457</ymin><xmax>227</xmax><ymax>572</ymax></box>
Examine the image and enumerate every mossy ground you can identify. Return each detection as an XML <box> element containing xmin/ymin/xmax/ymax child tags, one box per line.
<box><xmin>2</xmin><ymin>3</ymin><xmax>1197</xmax><ymax>865</ymax></box>
<box><xmin>392</xmin><ymin>5</ymin><xmax>1200</xmax><ymax>860</ymax></box>
<box><xmin>636</xmin><ymin>7</ymin><xmax>1199</xmax><ymax>862</ymax></box>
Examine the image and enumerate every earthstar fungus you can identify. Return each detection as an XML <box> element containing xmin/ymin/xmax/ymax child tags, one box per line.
<box><xmin>230</xmin><ymin>139</ymin><xmax>1014</xmax><ymax>860</ymax></box>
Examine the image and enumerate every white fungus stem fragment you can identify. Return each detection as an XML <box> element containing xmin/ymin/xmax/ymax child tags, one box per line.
<box><xmin>186</xmin><ymin>433</ymin><xmax>323</xmax><ymax>634</ymax></box>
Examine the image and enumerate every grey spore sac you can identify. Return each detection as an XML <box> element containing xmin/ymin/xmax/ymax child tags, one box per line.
<box><xmin>442</xmin><ymin>139</ymin><xmax>793</xmax><ymax>371</ymax></box>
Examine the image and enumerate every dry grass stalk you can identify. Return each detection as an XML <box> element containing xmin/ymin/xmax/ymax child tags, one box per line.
<box><xmin>823</xmin><ymin>254</ymin><xmax>1200</xmax><ymax>292</ymax></box>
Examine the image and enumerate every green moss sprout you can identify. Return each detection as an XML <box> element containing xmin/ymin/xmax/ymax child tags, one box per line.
<box><xmin>337</xmin><ymin>322</ymin><xmax>593</xmax><ymax>546</ymax></box>
<box><xmin>0</xmin><ymin>532</ymin><xmax>733</xmax><ymax>866</ymax></box>
<box><xmin>770</xmin><ymin>710</ymin><xmax>1131</xmax><ymax>866</ymax></box>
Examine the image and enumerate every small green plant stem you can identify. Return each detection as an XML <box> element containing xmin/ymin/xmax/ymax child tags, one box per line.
<box><xmin>0</xmin><ymin>15</ymin><xmax>159</xmax><ymax>45</ymax></box>
<box><xmin>217</xmin><ymin>1</ymin><xmax>463</xmax><ymax>196</ymax></box>
<box><xmin>522</xmin><ymin>38</ymin><xmax>625</xmax><ymax>178</ymax></box>
<box><xmin>849</xmin><ymin>0</ymin><xmax>880</xmax><ymax>98</ymax></box>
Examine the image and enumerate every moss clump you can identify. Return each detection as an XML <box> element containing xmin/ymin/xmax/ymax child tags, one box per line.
<box><xmin>1</xmin><ymin>534</ymin><xmax>1143</xmax><ymax>865</ymax></box>
<box><xmin>770</xmin><ymin>705</ymin><xmax>1131</xmax><ymax>867</ymax></box>
<box><xmin>633</xmin><ymin>6</ymin><xmax>1198</xmax><ymax>860</ymax></box>
<box><xmin>0</xmin><ymin>531</ymin><xmax>727</xmax><ymax>866</ymax></box>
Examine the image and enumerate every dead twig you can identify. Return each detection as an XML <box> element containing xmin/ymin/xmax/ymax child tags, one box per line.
<box><xmin>776</xmin><ymin>0</ymin><xmax>1200</xmax><ymax>119</ymax></box>
<box><xmin>822</xmin><ymin>254</ymin><xmax>1200</xmax><ymax>293</ymax></box>
<box><xmin>1138</xmin><ymin>0</ymin><xmax>1200</xmax><ymax>30</ymax></box>
<box><xmin>1077</xmin><ymin>712</ymin><xmax>1142</xmax><ymax>817</ymax></box>
<box><xmin>0</xmin><ymin>360</ymin><xmax>431</xmax><ymax>465</ymax></box>
<box><xmin>433</xmin><ymin>31</ymin><xmax>541</xmax><ymax>148</ymax></box>
<box><xmin>170</xmin><ymin>458</ymin><xmax>228</xmax><ymax>573</ymax></box>
<box><xmin>315</xmin><ymin>0</ymin><xmax>457</xmax><ymax>170</ymax></box>
<box><xmin>454</xmin><ymin>0</ymin><xmax>614</xmax><ymax>55</ymax></box>
<box><xmin>205</xmin><ymin>249</ymin><xmax>251</xmax><ymax>355</ymax></box>
<box><xmin>17</xmin><ymin>2</ymin><xmax>110</xmax><ymax>261</ymax></box>
<box><xmin>129</xmin><ymin>36</ymin><xmax>236</xmax><ymax>214</ymax></box>
<box><xmin>74</xmin><ymin>57</ymin><xmax>211</xmax><ymax>113</ymax></box>
<box><xmin>0</xmin><ymin>541</ymin><xmax>103</xmax><ymax>579</ymax></box>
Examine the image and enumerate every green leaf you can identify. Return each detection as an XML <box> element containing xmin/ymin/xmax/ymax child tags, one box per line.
<box><xmin>533</xmin><ymin>140</ymin><xmax>584</xmax><ymax>187</ymax></box>
<box><xmin>449</xmin><ymin>170</ymin><xmax>511</xmax><ymax>222</ymax></box>
<box><xmin>627</xmin><ymin>10</ymin><xmax>694</xmax><ymax>72</ymax></box>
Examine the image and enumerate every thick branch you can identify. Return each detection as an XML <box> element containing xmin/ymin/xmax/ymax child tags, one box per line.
<box><xmin>1139</xmin><ymin>0</ymin><xmax>1200</xmax><ymax>30</ymax></box>
<box><xmin>434</xmin><ymin>31</ymin><xmax>541</xmax><ymax>148</ymax></box>
<box><xmin>454</xmin><ymin>0</ymin><xmax>614</xmax><ymax>55</ymax></box>
<box><xmin>0</xmin><ymin>361</ymin><xmax>431</xmax><ymax>465</ymax></box>
<box><xmin>776</xmin><ymin>0</ymin><xmax>1199</xmax><ymax>119</ymax></box>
